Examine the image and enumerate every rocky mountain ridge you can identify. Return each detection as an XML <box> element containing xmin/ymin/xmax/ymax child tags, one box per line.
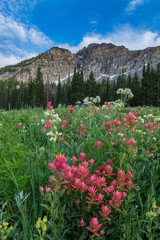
<box><xmin>1</xmin><ymin>43</ymin><xmax>160</xmax><ymax>83</ymax></box>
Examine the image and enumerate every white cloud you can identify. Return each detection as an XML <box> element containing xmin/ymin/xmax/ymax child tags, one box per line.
<box><xmin>58</xmin><ymin>25</ymin><xmax>160</xmax><ymax>53</ymax></box>
<box><xmin>0</xmin><ymin>13</ymin><xmax>53</xmax><ymax>67</ymax></box>
<box><xmin>0</xmin><ymin>13</ymin><xmax>53</xmax><ymax>46</ymax></box>
<box><xmin>0</xmin><ymin>0</ymin><xmax>38</xmax><ymax>18</ymax></box>
<box><xmin>125</xmin><ymin>0</ymin><xmax>144</xmax><ymax>12</ymax></box>
<box><xmin>0</xmin><ymin>52</ymin><xmax>38</xmax><ymax>68</ymax></box>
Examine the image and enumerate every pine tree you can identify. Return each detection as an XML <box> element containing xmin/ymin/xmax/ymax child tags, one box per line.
<box><xmin>66</xmin><ymin>77</ymin><xmax>71</xmax><ymax>105</ymax></box>
<box><xmin>28</xmin><ymin>78</ymin><xmax>36</xmax><ymax>107</ymax></box>
<box><xmin>86</xmin><ymin>71</ymin><xmax>97</xmax><ymax>97</ymax></box>
<box><xmin>141</xmin><ymin>63</ymin><xmax>146</xmax><ymax>105</ymax></box>
<box><xmin>155</xmin><ymin>63</ymin><xmax>160</xmax><ymax>106</ymax></box>
<box><xmin>35</xmin><ymin>66</ymin><xmax>44</xmax><ymax>107</ymax></box>
<box><xmin>145</xmin><ymin>63</ymin><xmax>150</xmax><ymax>106</ymax></box>
<box><xmin>149</xmin><ymin>68</ymin><xmax>156</xmax><ymax>106</ymax></box>
<box><xmin>131</xmin><ymin>72</ymin><xmax>140</xmax><ymax>106</ymax></box>
<box><xmin>71</xmin><ymin>66</ymin><xmax>85</xmax><ymax>104</ymax></box>
<box><xmin>56</xmin><ymin>78</ymin><xmax>62</xmax><ymax>106</ymax></box>
<box><xmin>126</xmin><ymin>74</ymin><xmax>132</xmax><ymax>89</ymax></box>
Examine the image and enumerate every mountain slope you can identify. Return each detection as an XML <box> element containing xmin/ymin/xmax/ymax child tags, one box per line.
<box><xmin>1</xmin><ymin>43</ymin><xmax>160</xmax><ymax>83</ymax></box>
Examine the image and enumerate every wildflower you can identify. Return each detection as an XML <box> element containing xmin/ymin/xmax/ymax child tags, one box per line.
<box><xmin>48</xmin><ymin>154</ymin><xmax>67</xmax><ymax>172</ymax></box>
<box><xmin>96</xmin><ymin>193</ymin><xmax>104</xmax><ymax>204</ymax></box>
<box><xmin>117</xmin><ymin>88</ymin><xmax>124</xmax><ymax>95</ymax></box>
<box><xmin>75</xmin><ymin>199</ymin><xmax>81</xmax><ymax>204</ymax></box>
<box><xmin>81</xmin><ymin>125</ymin><xmax>86</xmax><ymax>131</ymax></box>
<box><xmin>80</xmin><ymin>132</ymin><xmax>85</xmax><ymax>136</ymax></box>
<box><xmin>44</xmin><ymin>119</ymin><xmax>52</xmax><ymax>129</ymax></box>
<box><xmin>79</xmin><ymin>218</ymin><xmax>86</xmax><ymax>227</ymax></box>
<box><xmin>17</xmin><ymin>123</ymin><xmax>21</xmax><ymax>128</ymax></box>
<box><xmin>100</xmin><ymin>230</ymin><xmax>105</xmax><ymax>235</ymax></box>
<box><xmin>86</xmin><ymin>218</ymin><xmax>101</xmax><ymax>236</ymax></box>
<box><xmin>146</xmin><ymin>150</ymin><xmax>150</xmax><ymax>155</ymax></box>
<box><xmin>40</xmin><ymin>186</ymin><xmax>44</xmax><ymax>195</ymax></box>
<box><xmin>89</xmin><ymin>159</ymin><xmax>95</xmax><ymax>165</ymax></box>
<box><xmin>99</xmin><ymin>205</ymin><xmax>111</xmax><ymax>220</ymax></box>
<box><xmin>47</xmin><ymin>102</ymin><xmax>52</xmax><ymax>107</ymax></box>
<box><xmin>104</xmin><ymin>122</ymin><xmax>111</xmax><ymax>129</ymax></box>
<box><xmin>70</xmin><ymin>107</ymin><xmax>74</xmax><ymax>113</ymax></box>
<box><xmin>126</xmin><ymin>138</ymin><xmax>136</xmax><ymax>147</ymax></box>
<box><xmin>46</xmin><ymin>186</ymin><xmax>51</xmax><ymax>193</ymax></box>
<box><xmin>93</xmin><ymin>96</ymin><xmax>101</xmax><ymax>103</ymax></box>
<box><xmin>109</xmin><ymin>191</ymin><xmax>123</xmax><ymax>209</ymax></box>
<box><xmin>71</xmin><ymin>156</ymin><xmax>78</xmax><ymax>163</ymax></box>
<box><xmin>79</xmin><ymin>152</ymin><xmax>86</xmax><ymax>161</ymax></box>
<box><xmin>62</xmin><ymin>120</ymin><xmax>67</xmax><ymax>129</ymax></box>
<box><xmin>49</xmin><ymin>106</ymin><xmax>53</xmax><ymax>110</ymax></box>
<box><xmin>94</xmin><ymin>140</ymin><xmax>103</xmax><ymax>148</ymax></box>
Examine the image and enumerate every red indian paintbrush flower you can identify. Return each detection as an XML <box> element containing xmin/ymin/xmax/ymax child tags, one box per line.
<box><xmin>94</xmin><ymin>140</ymin><xmax>103</xmax><ymax>148</ymax></box>
<box><xmin>99</xmin><ymin>205</ymin><xmax>111</xmax><ymax>220</ymax></box>
<box><xmin>86</xmin><ymin>218</ymin><xmax>101</xmax><ymax>236</ymax></box>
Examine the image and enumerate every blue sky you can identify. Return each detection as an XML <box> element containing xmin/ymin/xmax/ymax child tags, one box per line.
<box><xmin>0</xmin><ymin>0</ymin><xmax>160</xmax><ymax>67</ymax></box>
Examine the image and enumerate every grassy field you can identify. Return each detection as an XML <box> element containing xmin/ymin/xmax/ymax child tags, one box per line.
<box><xmin>0</xmin><ymin>99</ymin><xmax>160</xmax><ymax>239</ymax></box>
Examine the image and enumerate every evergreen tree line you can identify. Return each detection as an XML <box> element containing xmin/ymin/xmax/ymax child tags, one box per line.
<box><xmin>0</xmin><ymin>63</ymin><xmax>160</xmax><ymax>110</ymax></box>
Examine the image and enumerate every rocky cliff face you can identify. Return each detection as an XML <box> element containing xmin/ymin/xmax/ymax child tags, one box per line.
<box><xmin>0</xmin><ymin>47</ymin><xmax>75</xmax><ymax>84</ymax></box>
<box><xmin>1</xmin><ymin>43</ymin><xmax>160</xmax><ymax>83</ymax></box>
<box><xmin>76</xmin><ymin>43</ymin><xmax>160</xmax><ymax>81</ymax></box>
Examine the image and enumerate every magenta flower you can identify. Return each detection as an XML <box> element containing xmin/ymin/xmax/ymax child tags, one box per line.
<box><xmin>86</xmin><ymin>218</ymin><xmax>101</xmax><ymax>235</ymax></box>
<box><xmin>79</xmin><ymin>152</ymin><xmax>86</xmax><ymax>161</ymax></box>
<box><xmin>99</xmin><ymin>205</ymin><xmax>111</xmax><ymax>220</ymax></box>
<box><xmin>81</xmin><ymin>125</ymin><xmax>86</xmax><ymax>131</ymax></box>
<box><xmin>46</xmin><ymin>186</ymin><xmax>51</xmax><ymax>193</ymax></box>
<box><xmin>17</xmin><ymin>123</ymin><xmax>21</xmax><ymax>128</ymax></box>
<box><xmin>44</xmin><ymin>119</ymin><xmax>52</xmax><ymax>129</ymax></box>
<box><xmin>94</xmin><ymin>140</ymin><xmax>103</xmax><ymax>148</ymax></box>
<box><xmin>48</xmin><ymin>154</ymin><xmax>67</xmax><ymax>172</ymax></box>
<box><xmin>79</xmin><ymin>218</ymin><xmax>86</xmax><ymax>227</ymax></box>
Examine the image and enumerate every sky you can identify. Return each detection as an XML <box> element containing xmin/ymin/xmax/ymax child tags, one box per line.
<box><xmin>0</xmin><ymin>0</ymin><xmax>160</xmax><ymax>67</ymax></box>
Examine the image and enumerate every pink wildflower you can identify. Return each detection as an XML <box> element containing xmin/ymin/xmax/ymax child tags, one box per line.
<box><xmin>89</xmin><ymin>159</ymin><xmax>95</xmax><ymax>165</ymax></box>
<box><xmin>109</xmin><ymin>191</ymin><xmax>123</xmax><ymax>209</ymax></box>
<box><xmin>17</xmin><ymin>123</ymin><xmax>21</xmax><ymax>128</ymax></box>
<box><xmin>81</xmin><ymin>125</ymin><xmax>86</xmax><ymax>131</ymax></box>
<box><xmin>45</xmin><ymin>119</ymin><xmax>52</xmax><ymax>129</ymax></box>
<box><xmin>48</xmin><ymin>154</ymin><xmax>67</xmax><ymax>172</ymax></box>
<box><xmin>71</xmin><ymin>156</ymin><xmax>78</xmax><ymax>163</ymax></box>
<box><xmin>104</xmin><ymin>122</ymin><xmax>111</xmax><ymax>130</ymax></box>
<box><xmin>79</xmin><ymin>152</ymin><xmax>86</xmax><ymax>161</ymax></box>
<box><xmin>146</xmin><ymin>150</ymin><xmax>150</xmax><ymax>155</ymax></box>
<box><xmin>75</xmin><ymin>199</ymin><xmax>81</xmax><ymax>204</ymax></box>
<box><xmin>86</xmin><ymin>218</ymin><xmax>101</xmax><ymax>236</ymax></box>
<box><xmin>62</xmin><ymin>120</ymin><xmax>67</xmax><ymax>129</ymax></box>
<box><xmin>47</xmin><ymin>102</ymin><xmax>52</xmax><ymax>107</ymax></box>
<box><xmin>94</xmin><ymin>140</ymin><xmax>103</xmax><ymax>148</ymax></box>
<box><xmin>99</xmin><ymin>205</ymin><xmax>111</xmax><ymax>220</ymax></box>
<box><xmin>46</xmin><ymin>186</ymin><xmax>51</xmax><ymax>193</ymax></box>
<box><xmin>79</xmin><ymin>218</ymin><xmax>86</xmax><ymax>227</ymax></box>
<box><xmin>40</xmin><ymin>186</ymin><xmax>44</xmax><ymax>195</ymax></box>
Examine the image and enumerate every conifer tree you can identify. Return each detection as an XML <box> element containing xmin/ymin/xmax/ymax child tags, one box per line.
<box><xmin>131</xmin><ymin>72</ymin><xmax>140</xmax><ymax>106</ymax></box>
<box><xmin>56</xmin><ymin>77</ymin><xmax>62</xmax><ymax>106</ymax></box>
<box><xmin>35</xmin><ymin>66</ymin><xmax>44</xmax><ymax>107</ymax></box>
<box><xmin>66</xmin><ymin>77</ymin><xmax>71</xmax><ymax>105</ymax></box>
<box><xmin>156</xmin><ymin>63</ymin><xmax>160</xmax><ymax>106</ymax></box>
<box><xmin>141</xmin><ymin>63</ymin><xmax>146</xmax><ymax>105</ymax></box>
<box><xmin>71</xmin><ymin>66</ymin><xmax>85</xmax><ymax>104</ymax></box>
<box><xmin>86</xmin><ymin>71</ymin><xmax>97</xmax><ymax>97</ymax></box>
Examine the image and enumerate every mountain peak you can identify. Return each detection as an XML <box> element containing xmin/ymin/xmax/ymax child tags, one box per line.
<box><xmin>1</xmin><ymin>43</ymin><xmax>160</xmax><ymax>83</ymax></box>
